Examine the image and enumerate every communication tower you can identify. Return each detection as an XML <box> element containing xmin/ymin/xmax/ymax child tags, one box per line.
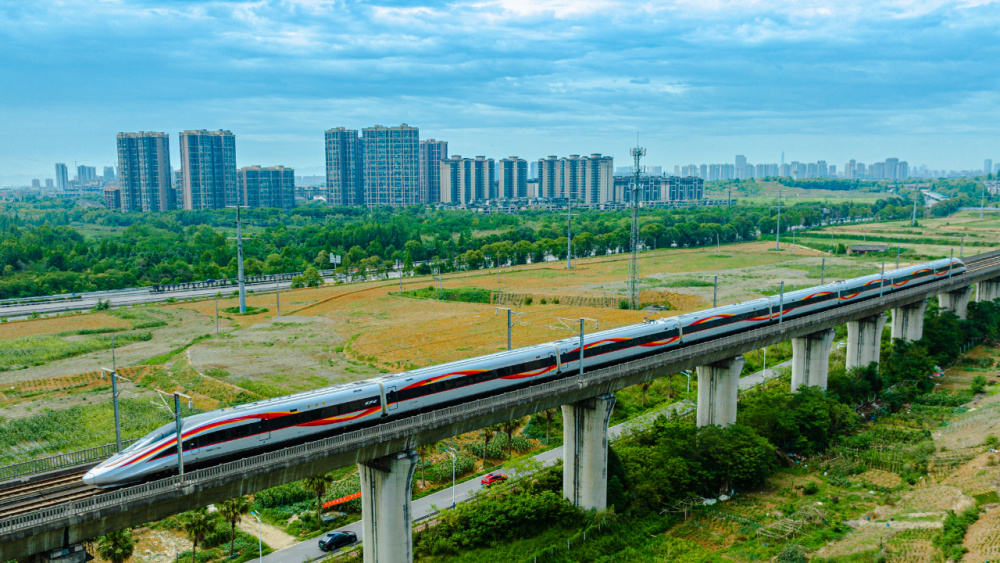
<box><xmin>628</xmin><ymin>142</ymin><xmax>646</xmax><ymax>310</ymax></box>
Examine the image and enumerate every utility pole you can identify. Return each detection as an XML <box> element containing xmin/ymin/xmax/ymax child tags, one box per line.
<box><xmin>820</xmin><ymin>258</ymin><xmax>825</xmax><ymax>285</ymax></box>
<box><xmin>911</xmin><ymin>185</ymin><xmax>919</xmax><ymax>227</ymax></box>
<box><xmin>776</xmin><ymin>189</ymin><xmax>782</xmax><ymax>251</ymax></box>
<box><xmin>713</xmin><ymin>276</ymin><xmax>718</xmax><ymax>308</ymax></box>
<box><xmin>778</xmin><ymin>281</ymin><xmax>785</xmax><ymax>324</ymax></box>
<box><xmin>495</xmin><ymin>307</ymin><xmax>523</xmax><ymax>351</ymax></box>
<box><xmin>566</xmin><ymin>197</ymin><xmax>573</xmax><ymax>269</ymax></box>
<box><xmin>981</xmin><ymin>182</ymin><xmax>987</xmax><ymax>219</ymax></box>
<box><xmin>629</xmin><ymin>141</ymin><xmax>646</xmax><ymax>310</ymax></box>
<box><xmin>102</xmin><ymin>367</ymin><xmax>123</xmax><ymax>453</ymax></box>
<box><xmin>896</xmin><ymin>247</ymin><xmax>900</xmax><ymax>269</ymax></box>
<box><xmin>214</xmin><ymin>294</ymin><xmax>220</xmax><ymax>335</ymax></box>
<box><xmin>235</xmin><ymin>205</ymin><xmax>247</xmax><ymax>314</ymax></box>
<box><xmin>153</xmin><ymin>389</ymin><xmax>191</xmax><ymax>482</ymax></box>
<box><xmin>275</xmin><ymin>276</ymin><xmax>281</xmax><ymax>316</ymax></box>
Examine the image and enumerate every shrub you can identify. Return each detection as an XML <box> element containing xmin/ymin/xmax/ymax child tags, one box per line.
<box><xmin>802</xmin><ymin>482</ymin><xmax>820</xmax><ymax>495</ymax></box>
<box><xmin>971</xmin><ymin>375</ymin><xmax>988</xmax><ymax>394</ymax></box>
<box><xmin>524</xmin><ymin>296</ymin><xmax>534</xmax><ymax>305</ymax></box>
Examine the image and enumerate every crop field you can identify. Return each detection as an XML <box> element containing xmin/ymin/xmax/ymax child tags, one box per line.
<box><xmin>963</xmin><ymin>507</ymin><xmax>1000</xmax><ymax>561</ymax></box>
<box><xmin>0</xmin><ymin>312</ymin><xmax>130</xmax><ymax>340</ymax></box>
<box><xmin>796</xmin><ymin>211</ymin><xmax>1000</xmax><ymax>259</ymax></box>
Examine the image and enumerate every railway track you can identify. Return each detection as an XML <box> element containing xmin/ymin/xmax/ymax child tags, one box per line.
<box><xmin>0</xmin><ymin>471</ymin><xmax>104</xmax><ymax>519</ymax></box>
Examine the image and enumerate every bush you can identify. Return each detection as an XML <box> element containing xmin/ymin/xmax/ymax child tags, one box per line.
<box><xmin>802</xmin><ymin>482</ymin><xmax>820</xmax><ymax>495</ymax></box>
<box><xmin>524</xmin><ymin>296</ymin><xmax>533</xmax><ymax>305</ymax></box>
<box><xmin>254</xmin><ymin>483</ymin><xmax>312</xmax><ymax>508</ymax></box>
<box><xmin>971</xmin><ymin>375</ymin><xmax>988</xmax><ymax>394</ymax></box>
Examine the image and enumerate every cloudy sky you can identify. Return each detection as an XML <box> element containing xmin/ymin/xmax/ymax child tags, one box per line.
<box><xmin>1</xmin><ymin>0</ymin><xmax>998</xmax><ymax>184</ymax></box>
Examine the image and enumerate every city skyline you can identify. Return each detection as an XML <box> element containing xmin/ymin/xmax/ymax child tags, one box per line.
<box><xmin>1</xmin><ymin>1</ymin><xmax>998</xmax><ymax>186</ymax></box>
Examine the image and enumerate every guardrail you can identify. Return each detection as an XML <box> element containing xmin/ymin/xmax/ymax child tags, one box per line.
<box><xmin>0</xmin><ymin>440</ymin><xmax>138</xmax><ymax>483</ymax></box>
<box><xmin>3</xmin><ymin>255</ymin><xmax>1000</xmax><ymax>535</ymax></box>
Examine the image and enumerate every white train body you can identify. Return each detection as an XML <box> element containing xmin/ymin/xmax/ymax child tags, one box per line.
<box><xmin>84</xmin><ymin>257</ymin><xmax>964</xmax><ymax>486</ymax></box>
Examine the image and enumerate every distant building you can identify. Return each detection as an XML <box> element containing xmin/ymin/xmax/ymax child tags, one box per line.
<box><xmin>615</xmin><ymin>176</ymin><xmax>704</xmax><ymax>203</ymax></box>
<box><xmin>986</xmin><ymin>159</ymin><xmax>994</xmax><ymax>175</ymax></box>
<box><xmin>238</xmin><ymin>165</ymin><xmax>295</xmax><ymax>210</ymax></box>
<box><xmin>848</xmin><ymin>244</ymin><xmax>887</xmax><ymax>255</ymax></box>
<box><xmin>325</xmin><ymin>127</ymin><xmax>363</xmax><ymax>206</ymax></box>
<box><xmin>362</xmin><ymin>124</ymin><xmax>419</xmax><ymax>207</ymax></box>
<box><xmin>498</xmin><ymin>156</ymin><xmax>528</xmax><ymax>199</ymax></box>
<box><xmin>103</xmin><ymin>166</ymin><xmax>116</xmax><ymax>182</ymax></box>
<box><xmin>103</xmin><ymin>186</ymin><xmax>121</xmax><ymax>210</ymax></box>
<box><xmin>54</xmin><ymin>163</ymin><xmax>68</xmax><ymax>190</ymax></box>
<box><xmin>179</xmin><ymin>129</ymin><xmax>236</xmax><ymax>210</ymax></box>
<box><xmin>77</xmin><ymin>165</ymin><xmax>97</xmax><ymax>185</ymax></box>
<box><xmin>419</xmin><ymin>139</ymin><xmax>447</xmax><ymax>203</ymax></box>
<box><xmin>117</xmin><ymin>131</ymin><xmax>174</xmax><ymax>212</ymax></box>
<box><xmin>439</xmin><ymin>155</ymin><xmax>494</xmax><ymax>204</ymax></box>
<box><xmin>31</xmin><ymin>179</ymin><xmax>40</xmax><ymax>188</ymax></box>
<box><xmin>536</xmin><ymin>154</ymin><xmax>613</xmax><ymax>204</ymax></box>
<box><xmin>529</xmin><ymin>161</ymin><xmax>539</xmax><ymax>180</ymax></box>
<box><xmin>45</xmin><ymin>179</ymin><xmax>53</xmax><ymax>189</ymax></box>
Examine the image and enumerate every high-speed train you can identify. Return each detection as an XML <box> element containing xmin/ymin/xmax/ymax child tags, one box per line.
<box><xmin>83</xmin><ymin>257</ymin><xmax>964</xmax><ymax>487</ymax></box>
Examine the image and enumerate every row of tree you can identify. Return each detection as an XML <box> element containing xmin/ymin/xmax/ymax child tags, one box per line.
<box><xmin>1</xmin><ymin>196</ymin><xmax>921</xmax><ymax>299</ymax></box>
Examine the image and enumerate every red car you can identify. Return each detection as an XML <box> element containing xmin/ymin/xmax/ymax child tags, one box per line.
<box><xmin>480</xmin><ymin>472</ymin><xmax>507</xmax><ymax>487</ymax></box>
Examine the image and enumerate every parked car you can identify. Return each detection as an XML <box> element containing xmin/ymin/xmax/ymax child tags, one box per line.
<box><xmin>318</xmin><ymin>531</ymin><xmax>357</xmax><ymax>552</ymax></box>
<box><xmin>480</xmin><ymin>472</ymin><xmax>507</xmax><ymax>487</ymax></box>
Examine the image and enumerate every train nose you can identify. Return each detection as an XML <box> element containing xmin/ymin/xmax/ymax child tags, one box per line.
<box><xmin>82</xmin><ymin>467</ymin><xmax>102</xmax><ymax>486</ymax></box>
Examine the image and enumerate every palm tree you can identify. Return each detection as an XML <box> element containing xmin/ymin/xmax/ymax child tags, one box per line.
<box><xmin>181</xmin><ymin>508</ymin><xmax>211</xmax><ymax>563</ymax></box>
<box><xmin>217</xmin><ymin>496</ymin><xmax>252</xmax><ymax>557</ymax></box>
<box><xmin>499</xmin><ymin>418</ymin><xmax>525</xmax><ymax>458</ymax></box>
<box><xmin>542</xmin><ymin>409</ymin><xmax>555</xmax><ymax>445</ymax></box>
<box><xmin>95</xmin><ymin>529</ymin><xmax>134</xmax><ymax>563</ymax></box>
<box><xmin>416</xmin><ymin>444</ymin><xmax>432</xmax><ymax>488</ymax></box>
<box><xmin>480</xmin><ymin>424</ymin><xmax>502</xmax><ymax>467</ymax></box>
<box><xmin>302</xmin><ymin>473</ymin><xmax>335</xmax><ymax>516</ymax></box>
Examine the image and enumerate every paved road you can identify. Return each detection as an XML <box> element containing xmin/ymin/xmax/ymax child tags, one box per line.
<box><xmin>258</xmin><ymin>364</ymin><xmax>785</xmax><ymax>563</ymax></box>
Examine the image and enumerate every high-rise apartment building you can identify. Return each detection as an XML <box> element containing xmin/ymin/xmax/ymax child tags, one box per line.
<box><xmin>117</xmin><ymin>131</ymin><xmax>173</xmax><ymax>212</ymax></box>
<box><xmin>362</xmin><ymin>124</ymin><xmax>419</xmax><ymax>207</ymax></box>
<box><xmin>103</xmin><ymin>166</ymin><xmax>116</xmax><ymax>182</ymax></box>
<box><xmin>238</xmin><ymin>165</ymin><xmax>295</xmax><ymax>210</ymax></box>
<box><xmin>529</xmin><ymin>161</ymin><xmax>539</xmax><ymax>180</ymax></box>
<box><xmin>45</xmin><ymin>179</ymin><xmax>54</xmax><ymax>189</ymax></box>
<box><xmin>77</xmin><ymin>165</ymin><xmax>97</xmax><ymax>185</ymax></box>
<box><xmin>31</xmin><ymin>179</ymin><xmax>40</xmax><ymax>188</ymax></box>
<box><xmin>325</xmin><ymin>127</ymin><xmax>363</xmax><ymax>206</ymax></box>
<box><xmin>536</xmin><ymin>154</ymin><xmax>613</xmax><ymax>204</ymax></box>
<box><xmin>498</xmin><ymin>157</ymin><xmax>528</xmax><ymax>199</ymax></box>
<box><xmin>54</xmin><ymin>163</ymin><xmax>68</xmax><ymax>190</ymax></box>
<box><xmin>439</xmin><ymin>155</ymin><xmax>494</xmax><ymax>204</ymax></box>
<box><xmin>985</xmin><ymin>159</ymin><xmax>993</xmax><ymax>175</ymax></box>
<box><xmin>735</xmin><ymin>155</ymin><xmax>748</xmax><ymax>179</ymax></box>
<box><xmin>179</xmin><ymin>129</ymin><xmax>236</xmax><ymax>210</ymax></box>
<box><xmin>418</xmin><ymin>139</ymin><xmax>447</xmax><ymax>203</ymax></box>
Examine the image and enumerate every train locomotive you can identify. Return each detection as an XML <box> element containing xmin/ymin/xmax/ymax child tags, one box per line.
<box><xmin>83</xmin><ymin>257</ymin><xmax>964</xmax><ymax>487</ymax></box>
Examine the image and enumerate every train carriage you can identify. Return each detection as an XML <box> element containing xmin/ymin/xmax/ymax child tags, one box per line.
<box><xmin>85</xmin><ymin>257</ymin><xmax>967</xmax><ymax>488</ymax></box>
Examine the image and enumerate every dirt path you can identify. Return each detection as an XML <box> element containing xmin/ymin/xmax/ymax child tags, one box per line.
<box><xmin>237</xmin><ymin>517</ymin><xmax>297</xmax><ymax>550</ymax></box>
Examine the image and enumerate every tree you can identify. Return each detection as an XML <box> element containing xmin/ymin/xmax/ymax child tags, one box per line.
<box><xmin>95</xmin><ymin>529</ymin><xmax>134</xmax><ymax>563</ymax></box>
<box><xmin>499</xmin><ymin>418</ymin><xmax>525</xmax><ymax>458</ymax></box>
<box><xmin>181</xmin><ymin>508</ymin><xmax>211</xmax><ymax>563</ymax></box>
<box><xmin>541</xmin><ymin>409</ymin><xmax>555</xmax><ymax>445</ymax></box>
<box><xmin>417</xmin><ymin>443</ymin><xmax>431</xmax><ymax>488</ymax></box>
<box><xmin>217</xmin><ymin>496</ymin><xmax>252</xmax><ymax>557</ymax></box>
<box><xmin>301</xmin><ymin>266</ymin><xmax>323</xmax><ymax>287</ymax></box>
<box><xmin>971</xmin><ymin>375</ymin><xmax>988</xmax><ymax>394</ymax></box>
<box><xmin>302</xmin><ymin>473</ymin><xmax>335</xmax><ymax>516</ymax></box>
<box><xmin>640</xmin><ymin>381</ymin><xmax>651</xmax><ymax>408</ymax></box>
<box><xmin>480</xmin><ymin>424</ymin><xmax>502</xmax><ymax>466</ymax></box>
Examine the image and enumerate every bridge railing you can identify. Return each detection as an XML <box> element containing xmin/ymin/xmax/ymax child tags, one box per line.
<box><xmin>3</xmin><ymin>260</ymin><xmax>999</xmax><ymax>534</ymax></box>
<box><xmin>0</xmin><ymin>440</ymin><xmax>139</xmax><ymax>483</ymax></box>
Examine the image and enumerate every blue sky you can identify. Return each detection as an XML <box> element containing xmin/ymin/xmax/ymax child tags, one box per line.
<box><xmin>1</xmin><ymin>0</ymin><xmax>998</xmax><ymax>184</ymax></box>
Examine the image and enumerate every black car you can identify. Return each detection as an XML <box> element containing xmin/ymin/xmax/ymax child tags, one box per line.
<box><xmin>318</xmin><ymin>531</ymin><xmax>357</xmax><ymax>552</ymax></box>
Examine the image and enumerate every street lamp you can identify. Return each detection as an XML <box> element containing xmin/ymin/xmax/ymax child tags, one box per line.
<box><xmin>251</xmin><ymin>510</ymin><xmax>262</xmax><ymax>561</ymax></box>
<box><xmin>444</xmin><ymin>449</ymin><xmax>456</xmax><ymax>509</ymax></box>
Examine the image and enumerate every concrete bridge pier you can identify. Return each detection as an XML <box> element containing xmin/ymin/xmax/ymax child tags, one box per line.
<box><xmin>977</xmin><ymin>280</ymin><xmax>1000</xmax><ymax>303</ymax></box>
<box><xmin>791</xmin><ymin>328</ymin><xmax>836</xmax><ymax>392</ymax></box>
<box><xmin>562</xmin><ymin>393</ymin><xmax>615</xmax><ymax>510</ymax></box>
<box><xmin>359</xmin><ymin>449</ymin><xmax>419</xmax><ymax>563</ymax></box>
<box><xmin>846</xmin><ymin>313</ymin><xmax>888</xmax><ymax>370</ymax></box>
<box><xmin>696</xmin><ymin>356</ymin><xmax>745</xmax><ymax>428</ymax></box>
<box><xmin>939</xmin><ymin>286</ymin><xmax>973</xmax><ymax>319</ymax></box>
<box><xmin>890</xmin><ymin>300</ymin><xmax>927</xmax><ymax>342</ymax></box>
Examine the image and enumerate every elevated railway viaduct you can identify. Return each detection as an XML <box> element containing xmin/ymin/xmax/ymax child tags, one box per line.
<box><xmin>3</xmin><ymin>251</ymin><xmax>1000</xmax><ymax>562</ymax></box>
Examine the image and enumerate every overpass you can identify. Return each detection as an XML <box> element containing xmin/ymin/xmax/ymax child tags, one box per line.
<box><xmin>3</xmin><ymin>251</ymin><xmax>1000</xmax><ymax>562</ymax></box>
